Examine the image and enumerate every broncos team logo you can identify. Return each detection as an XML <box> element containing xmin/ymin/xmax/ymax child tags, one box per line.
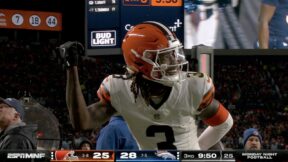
<box><xmin>55</xmin><ymin>150</ymin><xmax>78</xmax><ymax>160</ymax></box>
<box><xmin>155</xmin><ymin>150</ymin><xmax>176</xmax><ymax>160</ymax></box>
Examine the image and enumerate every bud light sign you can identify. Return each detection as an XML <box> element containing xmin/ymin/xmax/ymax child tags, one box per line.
<box><xmin>91</xmin><ymin>30</ymin><xmax>116</xmax><ymax>47</ymax></box>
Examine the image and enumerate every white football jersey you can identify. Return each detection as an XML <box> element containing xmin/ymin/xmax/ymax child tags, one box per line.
<box><xmin>98</xmin><ymin>71</ymin><xmax>214</xmax><ymax>150</ymax></box>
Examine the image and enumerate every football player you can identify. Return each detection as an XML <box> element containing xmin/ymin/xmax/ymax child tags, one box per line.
<box><xmin>62</xmin><ymin>21</ymin><xmax>233</xmax><ymax>150</ymax></box>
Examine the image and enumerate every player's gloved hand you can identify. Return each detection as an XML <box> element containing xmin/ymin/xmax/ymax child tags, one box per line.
<box><xmin>59</xmin><ymin>41</ymin><xmax>84</xmax><ymax>68</ymax></box>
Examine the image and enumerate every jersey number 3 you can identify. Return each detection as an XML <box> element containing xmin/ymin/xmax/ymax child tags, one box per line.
<box><xmin>146</xmin><ymin>125</ymin><xmax>177</xmax><ymax>149</ymax></box>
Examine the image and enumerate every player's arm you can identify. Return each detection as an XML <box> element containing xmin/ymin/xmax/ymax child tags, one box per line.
<box><xmin>197</xmin><ymin>79</ymin><xmax>233</xmax><ymax>150</ymax></box>
<box><xmin>66</xmin><ymin>66</ymin><xmax>116</xmax><ymax>130</ymax></box>
<box><xmin>63</xmin><ymin>41</ymin><xmax>115</xmax><ymax>130</ymax></box>
<box><xmin>258</xmin><ymin>2</ymin><xmax>276</xmax><ymax>49</ymax></box>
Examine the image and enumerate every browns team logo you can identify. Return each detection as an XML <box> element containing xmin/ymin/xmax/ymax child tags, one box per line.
<box><xmin>55</xmin><ymin>150</ymin><xmax>78</xmax><ymax>160</ymax></box>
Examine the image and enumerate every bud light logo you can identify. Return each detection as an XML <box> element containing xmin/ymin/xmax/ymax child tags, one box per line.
<box><xmin>91</xmin><ymin>30</ymin><xmax>116</xmax><ymax>47</ymax></box>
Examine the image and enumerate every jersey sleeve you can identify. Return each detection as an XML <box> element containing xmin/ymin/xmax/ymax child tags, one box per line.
<box><xmin>97</xmin><ymin>75</ymin><xmax>112</xmax><ymax>105</ymax></box>
<box><xmin>198</xmin><ymin>74</ymin><xmax>215</xmax><ymax>111</ymax></box>
<box><xmin>197</xmin><ymin>74</ymin><xmax>230</xmax><ymax>126</ymax></box>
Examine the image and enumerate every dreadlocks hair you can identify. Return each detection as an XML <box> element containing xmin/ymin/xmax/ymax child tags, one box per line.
<box><xmin>130</xmin><ymin>73</ymin><xmax>140</xmax><ymax>103</ymax></box>
<box><xmin>130</xmin><ymin>73</ymin><xmax>153</xmax><ymax>106</ymax></box>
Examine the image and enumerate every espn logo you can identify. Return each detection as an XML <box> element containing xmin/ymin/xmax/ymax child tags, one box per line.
<box><xmin>7</xmin><ymin>153</ymin><xmax>46</xmax><ymax>159</ymax></box>
<box><xmin>91</xmin><ymin>30</ymin><xmax>116</xmax><ymax>47</ymax></box>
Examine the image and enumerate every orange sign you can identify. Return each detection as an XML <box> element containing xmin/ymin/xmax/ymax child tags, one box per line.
<box><xmin>0</xmin><ymin>9</ymin><xmax>62</xmax><ymax>31</ymax></box>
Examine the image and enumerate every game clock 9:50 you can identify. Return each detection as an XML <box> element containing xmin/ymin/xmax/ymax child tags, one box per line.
<box><xmin>198</xmin><ymin>153</ymin><xmax>217</xmax><ymax>159</ymax></box>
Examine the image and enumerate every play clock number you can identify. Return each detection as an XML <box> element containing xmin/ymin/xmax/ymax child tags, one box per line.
<box><xmin>151</xmin><ymin>0</ymin><xmax>182</xmax><ymax>7</ymax></box>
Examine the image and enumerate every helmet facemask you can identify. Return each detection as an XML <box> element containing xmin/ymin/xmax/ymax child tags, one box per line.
<box><xmin>136</xmin><ymin>41</ymin><xmax>189</xmax><ymax>86</ymax></box>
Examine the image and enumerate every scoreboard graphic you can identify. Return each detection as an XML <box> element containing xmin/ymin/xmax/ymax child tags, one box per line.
<box><xmin>1</xmin><ymin>150</ymin><xmax>288</xmax><ymax>161</ymax></box>
<box><xmin>50</xmin><ymin>150</ymin><xmax>114</xmax><ymax>162</ymax></box>
<box><xmin>85</xmin><ymin>0</ymin><xmax>183</xmax><ymax>55</ymax></box>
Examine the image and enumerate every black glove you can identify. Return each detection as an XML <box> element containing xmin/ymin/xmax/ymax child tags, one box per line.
<box><xmin>59</xmin><ymin>41</ymin><xmax>84</xmax><ymax>68</ymax></box>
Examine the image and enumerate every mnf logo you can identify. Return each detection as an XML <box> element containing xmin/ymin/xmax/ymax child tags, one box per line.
<box><xmin>91</xmin><ymin>30</ymin><xmax>116</xmax><ymax>47</ymax></box>
<box><xmin>7</xmin><ymin>153</ymin><xmax>46</xmax><ymax>159</ymax></box>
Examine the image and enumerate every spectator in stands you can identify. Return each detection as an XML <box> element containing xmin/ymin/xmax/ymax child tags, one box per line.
<box><xmin>73</xmin><ymin>131</ymin><xmax>82</xmax><ymax>149</ymax></box>
<box><xmin>258</xmin><ymin>0</ymin><xmax>288</xmax><ymax>49</ymax></box>
<box><xmin>79</xmin><ymin>139</ymin><xmax>92</xmax><ymax>150</ymax></box>
<box><xmin>0</xmin><ymin>98</ymin><xmax>37</xmax><ymax>150</ymax></box>
<box><xmin>96</xmin><ymin>115</ymin><xmax>139</xmax><ymax>150</ymax></box>
<box><xmin>243</xmin><ymin>128</ymin><xmax>262</xmax><ymax>150</ymax></box>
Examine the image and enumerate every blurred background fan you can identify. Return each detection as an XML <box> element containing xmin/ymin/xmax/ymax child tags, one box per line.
<box><xmin>21</xmin><ymin>96</ymin><xmax>61</xmax><ymax>150</ymax></box>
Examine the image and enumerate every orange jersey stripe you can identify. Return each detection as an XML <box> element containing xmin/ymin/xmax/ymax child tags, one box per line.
<box><xmin>199</xmin><ymin>86</ymin><xmax>215</xmax><ymax>109</ymax></box>
<box><xmin>203</xmin><ymin>104</ymin><xmax>229</xmax><ymax>126</ymax></box>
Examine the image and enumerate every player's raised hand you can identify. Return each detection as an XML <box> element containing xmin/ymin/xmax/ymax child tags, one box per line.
<box><xmin>59</xmin><ymin>41</ymin><xmax>84</xmax><ymax>68</ymax></box>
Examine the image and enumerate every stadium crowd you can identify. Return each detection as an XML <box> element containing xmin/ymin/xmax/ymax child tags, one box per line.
<box><xmin>214</xmin><ymin>56</ymin><xmax>288</xmax><ymax>150</ymax></box>
<box><xmin>0</xmin><ymin>40</ymin><xmax>287</xmax><ymax>150</ymax></box>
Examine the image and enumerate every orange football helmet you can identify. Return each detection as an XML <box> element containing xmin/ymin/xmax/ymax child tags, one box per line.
<box><xmin>122</xmin><ymin>21</ymin><xmax>188</xmax><ymax>86</ymax></box>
